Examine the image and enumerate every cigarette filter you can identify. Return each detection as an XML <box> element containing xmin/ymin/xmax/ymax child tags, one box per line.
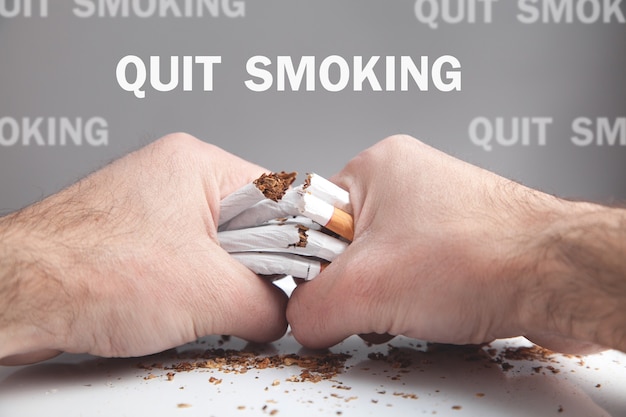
<box><xmin>229</xmin><ymin>252</ymin><xmax>327</xmax><ymax>281</ymax></box>
<box><xmin>297</xmin><ymin>192</ymin><xmax>354</xmax><ymax>241</ymax></box>
<box><xmin>222</xmin><ymin>190</ymin><xmax>354</xmax><ymax>241</ymax></box>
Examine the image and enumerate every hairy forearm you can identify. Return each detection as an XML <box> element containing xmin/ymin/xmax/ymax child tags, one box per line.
<box><xmin>0</xmin><ymin>213</ymin><xmax>67</xmax><ymax>362</ymax></box>
<box><xmin>1</xmin><ymin>216</ymin><xmax>35</xmax><ymax>359</ymax></box>
<box><xmin>525</xmin><ymin>202</ymin><xmax>626</xmax><ymax>351</ymax></box>
<box><xmin>0</xmin><ymin>218</ymin><xmax>20</xmax><ymax>330</ymax></box>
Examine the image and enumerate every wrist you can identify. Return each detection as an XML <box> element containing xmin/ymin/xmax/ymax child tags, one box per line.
<box><xmin>0</xmin><ymin>213</ymin><xmax>70</xmax><ymax>361</ymax></box>
<box><xmin>519</xmin><ymin>199</ymin><xmax>626</xmax><ymax>351</ymax></box>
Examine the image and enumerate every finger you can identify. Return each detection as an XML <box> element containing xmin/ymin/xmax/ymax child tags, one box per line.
<box><xmin>0</xmin><ymin>349</ymin><xmax>62</xmax><ymax>366</ymax></box>
<box><xmin>203</xmin><ymin>249</ymin><xmax>289</xmax><ymax>343</ymax></box>
<box><xmin>151</xmin><ymin>135</ymin><xmax>270</xmax><ymax>233</ymax></box>
<box><xmin>186</xmin><ymin>138</ymin><xmax>269</xmax><ymax>198</ymax></box>
<box><xmin>206</xmin><ymin>146</ymin><xmax>270</xmax><ymax>199</ymax></box>
<box><xmin>526</xmin><ymin>333</ymin><xmax>607</xmax><ymax>356</ymax></box>
<box><xmin>288</xmin><ymin>282</ymin><xmax>347</xmax><ymax>349</ymax></box>
<box><xmin>153</xmin><ymin>133</ymin><xmax>271</xmax><ymax>199</ymax></box>
<box><xmin>287</xmin><ymin>243</ymin><xmax>385</xmax><ymax>349</ymax></box>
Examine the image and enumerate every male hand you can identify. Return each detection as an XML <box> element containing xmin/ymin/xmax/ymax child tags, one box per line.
<box><xmin>0</xmin><ymin>133</ymin><xmax>288</xmax><ymax>365</ymax></box>
<box><xmin>288</xmin><ymin>135</ymin><xmax>623</xmax><ymax>354</ymax></box>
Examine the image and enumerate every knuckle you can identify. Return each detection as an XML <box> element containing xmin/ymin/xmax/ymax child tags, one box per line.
<box><xmin>154</xmin><ymin>132</ymin><xmax>201</xmax><ymax>152</ymax></box>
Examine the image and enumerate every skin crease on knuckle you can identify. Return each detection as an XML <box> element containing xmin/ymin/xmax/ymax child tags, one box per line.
<box><xmin>153</xmin><ymin>133</ymin><xmax>269</xmax><ymax>201</ymax></box>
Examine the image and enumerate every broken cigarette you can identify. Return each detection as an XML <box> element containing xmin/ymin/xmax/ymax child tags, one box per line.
<box><xmin>264</xmin><ymin>215</ymin><xmax>323</xmax><ymax>230</ymax></box>
<box><xmin>229</xmin><ymin>252</ymin><xmax>328</xmax><ymax>281</ymax></box>
<box><xmin>218</xmin><ymin>223</ymin><xmax>348</xmax><ymax>262</ymax></box>
<box><xmin>220</xmin><ymin>198</ymin><xmax>296</xmax><ymax>231</ymax></box>
<box><xmin>222</xmin><ymin>189</ymin><xmax>354</xmax><ymax>241</ymax></box>
<box><xmin>218</xmin><ymin>171</ymin><xmax>296</xmax><ymax>226</ymax></box>
<box><xmin>295</xmin><ymin>192</ymin><xmax>354</xmax><ymax>241</ymax></box>
<box><xmin>303</xmin><ymin>172</ymin><xmax>352</xmax><ymax>214</ymax></box>
<box><xmin>218</xmin><ymin>172</ymin><xmax>353</xmax><ymax>281</ymax></box>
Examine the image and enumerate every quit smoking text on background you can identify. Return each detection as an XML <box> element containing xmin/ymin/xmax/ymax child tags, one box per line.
<box><xmin>469</xmin><ymin>117</ymin><xmax>626</xmax><ymax>151</ymax></box>
<box><xmin>2</xmin><ymin>0</ymin><xmax>623</xmax><ymax>150</ymax></box>
<box><xmin>1</xmin><ymin>0</ymin><xmax>623</xmax><ymax>24</ymax></box>
<box><xmin>0</xmin><ymin>0</ymin><xmax>245</xmax><ymax>18</ymax></box>
<box><xmin>0</xmin><ymin>117</ymin><xmax>109</xmax><ymax>147</ymax></box>
<box><xmin>414</xmin><ymin>0</ymin><xmax>625</xmax><ymax>28</ymax></box>
<box><xmin>115</xmin><ymin>55</ymin><xmax>462</xmax><ymax>98</ymax></box>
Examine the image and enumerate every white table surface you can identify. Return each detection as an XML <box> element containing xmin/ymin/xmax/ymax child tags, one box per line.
<box><xmin>1</xmin><ymin>279</ymin><xmax>625</xmax><ymax>417</ymax></box>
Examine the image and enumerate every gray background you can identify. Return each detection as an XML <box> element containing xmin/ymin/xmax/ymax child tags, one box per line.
<box><xmin>1</xmin><ymin>0</ymin><xmax>625</xmax><ymax>213</ymax></box>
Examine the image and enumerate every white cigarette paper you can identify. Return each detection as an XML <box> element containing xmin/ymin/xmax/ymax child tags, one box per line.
<box><xmin>218</xmin><ymin>171</ymin><xmax>297</xmax><ymax>226</ymax></box>
<box><xmin>298</xmin><ymin>192</ymin><xmax>334</xmax><ymax>227</ymax></box>
<box><xmin>218</xmin><ymin>183</ymin><xmax>266</xmax><ymax>226</ymax></box>
<box><xmin>219</xmin><ymin>172</ymin><xmax>353</xmax><ymax>281</ymax></box>
<box><xmin>220</xmin><ymin>196</ymin><xmax>298</xmax><ymax>231</ymax></box>
<box><xmin>218</xmin><ymin>224</ymin><xmax>347</xmax><ymax>261</ymax></box>
<box><xmin>229</xmin><ymin>252</ymin><xmax>326</xmax><ymax>281</ymax></box>
<box><xmin>303</xmin><ymin>173</ymin><xmax>352</xmax><ymax>214</ymax></box>
<box><xmin>221</xmin><ymin>189</ymin><xmax>354</xmax><ymax>240</ymax></box>
<box><xmin>264</xmin><ymin>216</ymin><xmax>323</xmax><ymax>230</ymax></box>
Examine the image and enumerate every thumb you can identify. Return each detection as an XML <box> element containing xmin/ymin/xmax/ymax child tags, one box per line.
<box><xmin>287</xmin><ymin>243</ymin><xmax>387</xmax><ymax>349</ymax></box>
<box><xmin>287</xmin><ymin>265</ymin><xmax>349</xmax><ymax>349</ymax></box>
<box><xmin>196</xmin><ymin>248</ymin><xmax>289</xmax><ymax>344</ymax></box>
<box><xmin>0</xmin><ymin>349</ymin><xmax>62</xmax><ymax>366</ymax></box>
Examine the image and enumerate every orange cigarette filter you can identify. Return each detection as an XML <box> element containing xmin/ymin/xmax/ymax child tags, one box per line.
<box><xmin>299</xmin><ymin>192</ymin><xmax>354</xmax><ymax>242</ymax></box>
<box><xmin>325</xmin><ymin>207</ymin><xmax>354</xmax><ymax>241</ymax></box>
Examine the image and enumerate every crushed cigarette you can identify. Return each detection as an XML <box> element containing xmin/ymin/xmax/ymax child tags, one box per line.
<box><xmin>296</xmin><ymin>192</ymin><xmax>354</xmax><ymax>241</ymax></box>
<box><xmin>303</xmin><ymin>173</ymin><xmax>352</xmax><ymax>214</ymax></box>
<box><xmin>265</xmin><ymin>216</ymin><xmax>322</xmax><ymax>230</ymax></box>
<box><xmin>218</xmin><ymin>224</ymin><xmax>348</xmax><ymax>262</ymax></box>
<box><xmin>219</xmin><ymin>171</ymin><xmax>296</xmax><ymax>226</ymax></box>
<box><xmin>219</xmin><ymin>192</ymin><xmax>301</xmax><ymax>232</ymax></box>
<box><xmin>218</xmin><ymin>172</ymin><xmax>353</xmax><ymax>280</ymax></box>
<box><xmin>254</xmin><ymin>171</ymin><xmax>297</xmax><ymax>201</ymax></box>
<box><xmin>230</xmin><ymin>252</ymin><xmax>328</xmax><ymax>281</ymax></box>
<box><xmin>222</xmin><ymin>189</ymin><xmax>354</xmax><ymax>241</ymax></box>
